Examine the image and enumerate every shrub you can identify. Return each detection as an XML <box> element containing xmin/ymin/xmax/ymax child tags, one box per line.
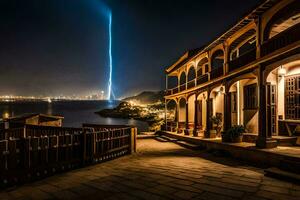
<box><xmin>222</xmin><ymin>125</ymin><xmax>245</xmax><ymax>142</ymax></box>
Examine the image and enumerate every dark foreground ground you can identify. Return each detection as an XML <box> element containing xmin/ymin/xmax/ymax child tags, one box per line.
<box><xmin>1</xmin><ymin>138</ymin><xmax>300</xmax><ymax>200</ymax></box>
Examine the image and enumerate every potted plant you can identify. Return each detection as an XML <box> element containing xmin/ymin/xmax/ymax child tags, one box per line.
<box><xmin>210</xmin><ymin>113</ymin><xmax>223</xmax><ymax>138</ymax></box>
<box><xmin>222</xmin><ymin>125</ymin><xmax>245</xmax><ymax>143</ymax></box>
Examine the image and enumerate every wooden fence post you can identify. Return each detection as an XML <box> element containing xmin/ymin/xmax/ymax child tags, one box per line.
<box><xmin>82</xmin><ymin>128</ymin><xmax>87</xmax><ymax>166</ymax></box>
<box><xmin>130</xmin><ymin>128</ymin><xmax>137</xmax><ymax>153</ymax></box>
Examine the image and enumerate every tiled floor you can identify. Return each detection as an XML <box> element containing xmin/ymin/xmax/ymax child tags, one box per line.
<box><xmin>1</xmin><ymin>138</ymin><xmax>300</xmax><ymax>200</ymax></box>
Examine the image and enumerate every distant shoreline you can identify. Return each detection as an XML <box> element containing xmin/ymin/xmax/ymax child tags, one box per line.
<box><xmin>0</xmin><ymin>99</ymin><xmax>121</xmax><ymax>103</ymax></box>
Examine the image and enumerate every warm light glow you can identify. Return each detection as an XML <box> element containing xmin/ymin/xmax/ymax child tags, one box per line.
<box><xmin>3</xmin><ymin>112</ymin><xmax>9</xmax><ymax>119</ymax></box>
<box><xmin>278</xmin><ymin>66</ymin><xmax>286</xmax><ymax>76</ymax></box>
<box><xmin>237</xmin><ymin>81</ymin><xmax>240</xmax><ymax>125</ymax></box>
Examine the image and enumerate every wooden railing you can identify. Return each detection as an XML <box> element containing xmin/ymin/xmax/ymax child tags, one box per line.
<box><xmin>197</xmin><ymin>73</ymin><xmax>209</xmax><ymax>85</ymax></box>
<box><xmin>187</xmin><ymin>79</ymin><xmax>196</xmax><ymax>89</ymax></box>
<box><xmin>179</xmin><ymin>83</ymin><xmax>186</xmax><ymax>92</ymax></box>
<box><xmin>228</xmin><ymin>48</ymin><xmax>256</xmax><ymax>72</ymax></box>
<box><xmin>0</xmin><ymin>124</ymin><xmax>136</xmax><ymax>188</ymax></box>
<box><xmin>261</xmin><ymin>24</ymin><xmax>300</xmax><ymax>57</ymax></box>
<box><xmin>210</xmin><ymin>66</ymin><xmax>224</xmax><ymax>80</ymax></box>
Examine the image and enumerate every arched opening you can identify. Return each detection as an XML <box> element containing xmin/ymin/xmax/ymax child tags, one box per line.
<box><xmin>208</xmin><ymin>85</ymin><xmax>225</xmax><ymax>136</ymax></box>
<box><xmin>210</xmin><ymin>50</ymin><xmax>224</xmax><ymax>79</ymax></box>
<box><xmin>166</xmin><ymin>99</ymin><xmax>177</xmax><ymax>132</ymax></box>
<box><xmin>187</xmin><ymin>67</ymin><xmax>196</xmax><ymax>81</ymax></box>
<box><xmin>179</xmin><ymin>72</ymin><xmax>186</xmax><ymax>85</ymax></box>
<box><xmin>229</xmin><ymin>29</ymin><xmax>256</xmax><ymax>61</ymax></box>
<box><xmin>167</xmin><ymin>76</ymin><xmax>178</xmax><ymax>90</ymax></box>
<box><xmin>178</xmin><ymin>98</ymin><xmax>187</xmax><ymax>133</ymax></box>
<box><xmin>187</xmin><ymin>67</ymin><xmax>196</xmax><ymax>89</ymax></box>
<box><xmin>196</xmin><ymin>91</ymin><xmax>208</xmax><ymax>133</ymax></box>
<box><xmin>187</xmin><ymin>94</ymin><xmax>195</xmax><ymax>124</ymax></box>
<box><xmin>265</xmin><ymin>59</ymin><xmax>300</xmax><ymax>136</ymax></box>
<box><xmin>264</xmin><ymin>1</ymin><xmax>300</xmax><ymax>40</ymax></box>
<box><xmin>197</xmin><ymin>58</ymin><xmax>209</xmax><ymax>76</ymax></box>
<box><xmin>196</xmin><ymin>58</ymin><xmax>209</xmax><ymax>85</ymax></box>
<box><xmin>229</xmin><ymin>76</ymin><xmax>258</xmax><ymax>134</ymax></box>
<box><xmin>179</xmin><ymin>72</ymin><xmax>186</xmax><ymax>92</ymax></box>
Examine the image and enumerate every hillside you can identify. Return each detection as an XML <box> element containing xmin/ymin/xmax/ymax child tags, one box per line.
<box><xmin>122</xmin><ymin>91</ymin><xmax>164</xmax><ymax>104</ymax></box>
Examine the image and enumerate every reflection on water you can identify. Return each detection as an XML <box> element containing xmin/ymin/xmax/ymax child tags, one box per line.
<box><xmin>0</xmin><ymin>100</ymin><xmax>149</xmax><ymax>132</ymax></box>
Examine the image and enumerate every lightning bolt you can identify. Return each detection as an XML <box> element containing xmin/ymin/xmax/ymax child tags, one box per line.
<box><xmin>107</xmin><ymin>12</ymin><xmax>113</xmax><ymax>100</ymax></box>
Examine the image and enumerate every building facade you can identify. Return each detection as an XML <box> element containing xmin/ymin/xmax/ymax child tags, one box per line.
<box><xmin>164</xmin><ymin>0</ymin><xmax>300</xmax><ymax>148</ymax></box>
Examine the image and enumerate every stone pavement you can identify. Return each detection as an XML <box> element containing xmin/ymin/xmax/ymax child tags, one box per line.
<box><xmin>1</xmin><ymin>138</ymin><xmax>300</xmax><ymax>200</ymax></box>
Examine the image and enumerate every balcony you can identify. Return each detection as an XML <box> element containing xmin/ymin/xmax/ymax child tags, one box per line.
<box><xmin>261</xmin><ymin>24</ymin><xmax>300</xmax><ymax>57</ymax></box>
<box><xmin>179</xmin><ymin>83</ymin><xmax>186</xmax><ymax>92</ymax></box>
<box><xmin>228</xmin><ymin>48</ymin><xmax>256</xmax><ymax>72</ymax></box>
<box><xmin>166</xmin><ymin>86</ymin><xmax>179</xmax><ymax>95</ymax></box>
<box><xmin>197</xmin><ymin>73</ymin><xmax>209</xmax><ymax>85</ymax></box>
<box><xmin>165</xmin><ymin>74</ymin><xmax>209</xmax><ymax>96</ymax></box>
<box><xmin>187</xmin><ymin>79</ymin><xmax>196</xmax><ymax>89</ymax></box>
<box><xmin>210</xmin><ymin>66</ymin><xmax>224</xmax><ymax>80</ymax></box>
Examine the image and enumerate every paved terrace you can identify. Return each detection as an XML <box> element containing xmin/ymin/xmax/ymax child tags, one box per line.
<box><xmin>1</xmin><ymin>138</ymin><xmax>300</xmax><ymax>200</ymax></box>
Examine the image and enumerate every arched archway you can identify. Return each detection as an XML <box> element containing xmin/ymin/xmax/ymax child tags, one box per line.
<box><xmin>196</xmin><ymin>91</ymin><xmax>208</xmax><ymax>132</ymax></box>
<box><xmin>187</xmin><ymin>67</ymin><xmax>196</xmax><ymax>89</ymax></box>
<box><xmin>187</xmin><ymin>66</ymin><xmax>196</xmax><ymax>81</ymax></box>
<box><xmin>187</xmin><ymin>94</ymin><xmax>195</xmax><ymax>124</ymax></box>
<box><xmin>166</xmin><ymin>99</ymin><xmax>178</xmax><ymax>132</ymax></box>
<box><xmin>166</xmin><ymin>99</ymin><xmax>177</xmax><ymax>121</ymax></box>
<box><xmin>263</xmin><ymin>1</ymin><xmax>300</xmax><ymax>41</ymax></box>
<box><xmin>209</xmin><ymin>85</ymin><xmax>225</xmax><ymax>135</ymax></box>
<box><xmin>229</xmin><ymin>29</ymin><xmax>256</xmax><ymax>61</ymax></box>
<box><xmin>265</xmin><ymin>58</ymin><xmax>300</xmax><ymax>136</ymax></box>
<box><xmin>178</xmin><ymin>98</ymin><xmax>187</xmax><ymax>133</ymax></box>
<box><xmin>167</xmin><ymin>76</ymin><xmax>178</xmax><ymax>90</ymax></box>
<box><xmin>197</xmin><ymin>57</ymin><xmax>209</xmax><ymax>76</ymax></box>
<box><xmin>210</xmin><ymin>50</ymin><xmax>224</xmax><ymax>79</ymax></box>
<box><xmin>179</xmin><ymin>72</ymin><xmax>186</xmax><ymax>85</ymax></box>
<box><xmin>228</xmin><ymin>76</ymin><xmax>258</xmax><ymax>134</ymax></box>
<box><xmin>179</xmin><ymin>72</ymin><xmax>187</xmax><ymax>91</ymax></box>
<box><xmin>197</xmin><ymin>58</ymin><xmax>209</xmax><ymax>84</ymax></box>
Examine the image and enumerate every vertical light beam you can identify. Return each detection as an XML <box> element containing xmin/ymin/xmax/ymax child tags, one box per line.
<box><xmin>107</xmin><ymin>12</ymin><xmax>113</xmax><ymax>100</ymax></box>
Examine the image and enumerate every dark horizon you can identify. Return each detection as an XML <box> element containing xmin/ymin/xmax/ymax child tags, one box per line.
<box><xmin>0</xmin><ymin>0</ymin><xmax>260</xmax><ymax>99</ymax></box>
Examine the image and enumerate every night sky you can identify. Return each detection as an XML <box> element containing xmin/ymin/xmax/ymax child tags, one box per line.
<box><xmin>0</xmin><ymin>0</ymin><xmax>261</xmax><ymax>98</ymax></box>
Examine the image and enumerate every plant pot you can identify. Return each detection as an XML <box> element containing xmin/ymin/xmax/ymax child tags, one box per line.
<box><xmin>209</xmin><ymin>130</ymin><xmax>217</xmax><ymax>138</ymax></box>
<box><xmin>193</xmin><ymin>130</ymin><xmax>199</xmax><ymax>137</ymax></box>
<box><xmin>231</xmin><ymin>135</ymin><xmax>243</xmax><ymax>143</ymax></box>
<box><xmin>222</xmin><ymin>135</ymin><xmax>243</xmax><ymax>143</ymax></box>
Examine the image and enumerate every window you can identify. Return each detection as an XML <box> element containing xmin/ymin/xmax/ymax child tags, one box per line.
<box><xmin>285</xmin><ymin>74</ymin><xmax>300</xmax><ymax>120</ymax></box>
<box><xmin>244</xmin><ymin>84</ymin><xmax>257</xmax><ymax>110</ymax></box>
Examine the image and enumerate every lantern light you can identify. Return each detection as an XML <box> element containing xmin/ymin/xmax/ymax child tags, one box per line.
<box><xmin>278</xmin><ymin>66</ymin><xmax>286</xmax><ymax>76</ymax></box>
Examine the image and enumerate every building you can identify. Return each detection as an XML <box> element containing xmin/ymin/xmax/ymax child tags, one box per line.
<box><xmin>164</xmin><ymin>0</ymin><xmax>300</xmax><ymax>148</ymax></box>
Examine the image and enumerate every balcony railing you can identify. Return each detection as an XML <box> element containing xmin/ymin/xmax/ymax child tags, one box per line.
<box><xmin>228</xmin><ymin>48</ymin><xmax>256</xmax><ymax>72</ymax></box>
<box><xmin>179</xmin><ymin>83</ymin><xmax>186</xmax><ymax>92</ymax></box>
<box><xmin>197</xmin><ymin>73</ymin><xmax>209</xmax><ymax>85</ymax></box>
<box><xmin>166</xmin><ymin>74</ymin><xmax>210</xmax><ymax>96</ymax></box>
<box><xmin>187</xmin><ymin>79</ymin><xmax>196</xmax><ymax>89</ymax></box>
<box><xmin>210</xmin><ymin>66</ymin><xmax>224</xmax><ymax>80</ymax></box>
<box><xmin>261</xmin><ymin>24</ymin><xmax>300</xmax><ymax>57</ymax></box>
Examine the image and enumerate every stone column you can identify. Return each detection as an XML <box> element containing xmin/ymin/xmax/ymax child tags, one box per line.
<box><xmin>193</xmin><ymin>99</ymin><xmax>199</xmax><ymax>136</ymax></box>
<box><xmin>175</xmin><ymin>102</ymin><xmax>179</xmax><ymax>133</ymax></box>
<box><xmin>223</xmin><ymin>83</ymin><xmax>231</xmax><ymax>132</ymax></box>
<box><xmin>256</xmin><ymin>66</ymin><xmax>277</xmax><ymax>148</ymax></box>
<box><xmin>184</xmin><ymin>102</ymin><xmax>189</xmax><ymax>135</ymax></box>
<box><xmin>205</xmin><ymin>88</ymin><xmax>211</xmax><ymax>138</ymax></box>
